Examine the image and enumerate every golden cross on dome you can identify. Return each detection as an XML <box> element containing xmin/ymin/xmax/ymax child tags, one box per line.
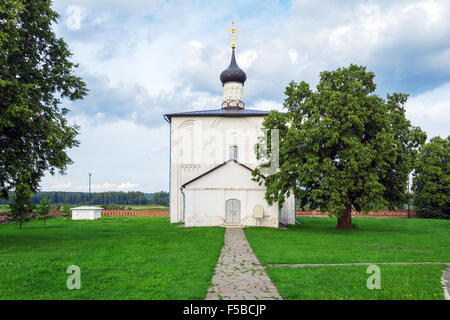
<box><xmin>226</xmin><ymin>21</ymin><xmax>240</xmax><ymax>49</ymax></box>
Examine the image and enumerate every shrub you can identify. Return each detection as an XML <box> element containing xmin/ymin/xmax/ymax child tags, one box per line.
<box><xmin>61</xmin><ymin>204</ymin><xmax>72</xmax><ymax>219</ymax></box>
<box><xmin>37</xmin><ymin>198</ymin><xmax>51</xmax><ymax>225</ymax></box>
<box><xmin>412</xmin><ymin>136</ymin><xmax>450</xmax><ymax>219</ymax></box>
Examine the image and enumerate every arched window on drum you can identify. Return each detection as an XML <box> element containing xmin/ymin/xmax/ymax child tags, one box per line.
<box><xmin>229</xmin><ymin>145</ymin><xmax>238</xmax><ymax>161</ymax></box>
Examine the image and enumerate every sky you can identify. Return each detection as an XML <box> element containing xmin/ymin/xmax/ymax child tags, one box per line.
<box><xmin>40</xmin><ymin>0</ymin><xmax>450</xmax><ymax>193</ymax></box>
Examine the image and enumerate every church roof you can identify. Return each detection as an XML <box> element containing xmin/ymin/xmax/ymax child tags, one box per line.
<box><xmin>220</xmin><ymin>49</ymin><xmax>247</xmax><ymax>85</ymax></box>
<box><xmin>181</xmin><ymin>159</ymin><xmax>265</xmax><ymax>188</ymax></box>
<box><xmin>164</xmin><ymin>108</ymin><xmax>269</xmax><ymax>122</ymax></box>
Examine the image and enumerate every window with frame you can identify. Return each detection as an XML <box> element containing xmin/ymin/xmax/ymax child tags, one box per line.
<box><xmin>229</xmin><ymin>145</ymin><xmax>238</xmax><ymax>161</ymax></box>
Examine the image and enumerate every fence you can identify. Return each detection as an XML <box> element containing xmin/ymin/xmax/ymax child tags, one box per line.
<box><xmin>296</xmin><ymin>209</ymin><xmax>417</xmax><ymax>218</ymax></box>
<box><xmin>0</xmin><ymin>209</ymin><xmax>169</xmax><ymax>225</ymax></box>
<box><xmin>0</xmin><ymin>213</ymin><xmax>6</xmax><ymax>225</ymax></box>
<box><xmin>1</xmin><ymin>209</ymin><xmax>417</xmax><ymax>225</ymax></box>
<box><xmin>101</xmin><ymin>210</ymin><xmax>169</xmax><ymax>217</ymax></box>
<box><xmin>0</xmin><ymin>210</ymin><xmax>63</xmax><ymax>224</ymax></box>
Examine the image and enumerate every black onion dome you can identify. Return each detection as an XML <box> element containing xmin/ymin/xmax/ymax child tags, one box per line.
<box><xmin>220</xmin><ymin>49</ymin><xmax>247</xmax><ymax>85</ymax></box>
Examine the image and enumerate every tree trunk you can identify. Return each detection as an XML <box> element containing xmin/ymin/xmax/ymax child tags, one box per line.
<box><xmin>337</xmin><ymin>204</ymin><xmax>353</xmax><ymax>230</ymax></box>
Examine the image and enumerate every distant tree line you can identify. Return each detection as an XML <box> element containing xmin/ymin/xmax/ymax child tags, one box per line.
<box><xmin>0</xmin><ymin>191</ymin><xmax>169</xmax><ymax>207</ymax></box>
<box><xmin>150</xmin><ymin>191</ymin><xmax>169</xmax><ymax>206</ymax></box>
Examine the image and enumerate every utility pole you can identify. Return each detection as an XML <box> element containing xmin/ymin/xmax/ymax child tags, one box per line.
<box><xmin>88</xmin><ymin>172</ymin><xmax>92</xmax><ymax>206</ymax></box>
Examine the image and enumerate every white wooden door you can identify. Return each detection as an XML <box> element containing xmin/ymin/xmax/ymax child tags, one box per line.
<box><xmin>225</xmin><ymin>199</ymin><xmax>241</xmax><ymax>224</ymax></box>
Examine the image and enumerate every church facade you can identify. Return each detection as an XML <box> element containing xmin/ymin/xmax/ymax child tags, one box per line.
<box><xmin>164</xmin><ymin>44</ymin><xmax>296</xmax><ymax>228</ymax></box>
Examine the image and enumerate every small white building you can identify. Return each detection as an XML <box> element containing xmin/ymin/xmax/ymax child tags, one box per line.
<box><xmin>164</xmin><ymin>43</ymin><xmax>295</xmax><ymax>228</ymax></box>
<box><xmin>71</xmin><ymin>206</ymin><xmax>102</xmax><ymax>220</ymax></box>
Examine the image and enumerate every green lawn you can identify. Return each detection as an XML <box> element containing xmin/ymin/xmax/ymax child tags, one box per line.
<box><xmin>0</xmin><ymin>217</ymin><xmax>224</xmax><ymax>299</ymax></box>
<box><xmin>245</xmin><ymin>217</ymin><xmax>449</xmax><ymax>300</ymax></box>
<box><xmin>1</xmin><ymin>216</ymin><xmax>448</xmax><ymax>300</ymax></box>
<box><xmin>267</xmin><ymin>264</ymin><xmax>447</xmax><ymax>300</ymax></box>
<box><xmin>244</xmin><ymin>217</ymin><xmax>450</xmax><ymax>265</ymax></box>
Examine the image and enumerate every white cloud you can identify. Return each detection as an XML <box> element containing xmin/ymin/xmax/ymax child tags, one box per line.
<box><xmin>239</xmin><ymin>50</ymin><xmax>258</xmax><ymax>69</ymax></box>
<box><xmin>403</xmin><ymin>1</ymin><xmax>442</xmax><ymax>24</ymax></box>
<box><xmin>288</xmin><ymin>49</ymin><xmax>298</xmax><ymax>65</ymax></box>
<box><xmin>42</xmin><ymin>0</ymin><xmax>450</xmax><ymax>193</ymax></box>
<box><xmin>250</xmin><ymin>99</ymin><xmax>283</xmax><ymax>112</ymax></box>
<box><xmin>46</xmin><ymin>182</ymin><xmax>72</xmax><ymax>191</ymax></box>
<box><xmin>73</xmin><ymin>182</ymin><xmax>140</xmax><ymax>191</ymax></box>
<box><xmin>55</xmin><ymin>0</ymin><xmax>450</xmax><ymax>117</ymax></box>
<box><xmin>40</xmin><ymin>117</ymin><xmax>169</xmax><ymax>193</ymax></box>
<box><xmin>406</xmin><ymin>82</ymin><xmax>450</xmax><ymax>139</ymax></box>
<box><xmin>88</xmin><ymin>183</ymin><xmax>117</xmax><ymax>191</ymax></box>
<box><xmin>188</xmin><ymin>40</ymin><xmax>205</xmax><ymax>51</ymax></box>
<box><xmin>117</xmin><ymin>182</ymin><xmax>140</xmax><ymax>191</ymax></box>
<box><xmin>65</xmin><ymin>5</ymin><xmax>86</xmax><ymax>31</ymax></box>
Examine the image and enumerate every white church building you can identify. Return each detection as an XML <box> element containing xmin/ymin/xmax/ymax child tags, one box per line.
<box><xmin>164</xmin><ymin>39</ymin><xmax>295</xmax><ymax>228</ymax></box>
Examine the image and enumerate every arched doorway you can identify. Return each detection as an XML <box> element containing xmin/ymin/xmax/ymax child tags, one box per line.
<box><xmin>225</xmin><ymin>199</ymin><xmax>241</xmax><ymax>224</ymax></box>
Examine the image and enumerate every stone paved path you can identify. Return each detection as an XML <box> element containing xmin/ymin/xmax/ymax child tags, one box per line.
<box><xmin>268</xmin><ymin>262</ymin><xmax>450</xmax><ymax>268</ymax></box>
<box><xmin>442</xmin><ymin>268</ymin><xmax>450</xmax><ymax>300</ymax></box>
<box><xmin>205</xmin><ymin>227</ymin><xmax>282</xmax><ymax>300</ymax></box>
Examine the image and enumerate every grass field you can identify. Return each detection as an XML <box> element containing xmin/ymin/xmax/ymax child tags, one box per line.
<box><xmin>1</xmin><ymin>216</ymin><xmax>448</xmax><ymax>300</ymax></box>
<box><xmin>244</xmin><ymin>217</ymin><xmax>450</xmax><ymax>264</ymax></box>
<box><xmin>0</xmin><ymin>217</ymin><xmax>224</xmax><ymax>299</ymax></box>
<box><xmin>245</xmin><ymin>217</ymin><xmax>449</xmax><ymax>300</ymax></box>
<box><xmin>266</xmin><ymin>264</ymin><xmax>447</xmax><ymax>300</ymax></box>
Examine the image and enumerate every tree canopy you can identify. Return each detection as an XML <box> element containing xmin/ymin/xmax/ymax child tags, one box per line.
<box><xmin>412</xmin><ymin>136</ymin><xmax>449</xmax><ymax>219</ymax></box>
<box><xmin>30</xmin><ymin>191</ymin><xmax>151</xmax><ymax>206</ymax></box>
<box><xmin>0</xmin><ymin>0</ymin><xmax>87</xmax><ymax>199</ymax></box>
<box><xmin>7</xmin><ymin>183</ymin><xmax>35</xmax><ymax>228</ymax></box>
<box><xmin>253</xmin><ymin>64</ymin><xmax>426</xmax><ymax>229</ymax></box>
<box><xmin>37</xmin><ymin>197</ymin><xmax>51</xmax><ymax>225</ymax></box>
<box><xmin>0</xmin><ymin>191</ymin><xmax>169</xmax><ymax>207</ymax></box>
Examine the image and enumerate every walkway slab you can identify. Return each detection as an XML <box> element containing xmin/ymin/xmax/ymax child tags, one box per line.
<box><xmin>268</xmin><ymin>262</ymin><xmax>450</xmax><ymax>268</ymax></box>
<box><xmin>442</xmin><ymin>268</ymin><xmax>450</xmax><ymax>300</ymax></box>
<box><xmin>205</xmin><ymin>228</ymin><xmax>282</xmax><ymax>300</ymax></box>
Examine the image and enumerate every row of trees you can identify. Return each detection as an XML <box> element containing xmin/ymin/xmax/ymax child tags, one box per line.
<box><xmin>5</xmin><ymin>190</ymin><xmax>170</xmax><ymax>228</ymax></box>
<box><xmin>254</xmin><ymin>65</ymin><xmax>449</xmax><ymax>229</ymax></box>
<box><xmin>31</xmin><ymin>191</ymin><xmax>148</xmax><ymax>206</ymax></box>
<box><xmin>412</xmin><ymin>136</ymin><xmax>449</xmax><ymax>219</ymax></box>
<box><xmin>150</xmin><ymin>191</ymin><xmax>169</xmax><ymax>206</ymax></box>
<box><xmin>0</xmin><ymin>191</ymin><xmax>169</xmax><ymax>207</ymax></box>
<box><xmin>6</xmin><ymin>195</ymin><xmax>71</xmax><ymax>229</ymax></box>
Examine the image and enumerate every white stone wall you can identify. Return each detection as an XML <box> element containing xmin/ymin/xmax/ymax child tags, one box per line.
<box><xmin>169</xmin><ymin>115</ymin><xmax>296</xmax><ymax>227</ymax></box>
<box><xmin>222</xmin><ymin>81</ymin><xmax>244</xmax><ymax>107</ymax></box>
<box><xmin>169</xmin><ymin>115</ymin><xmax>264</xmax><ymax>223</ymax></box>
<box><xmin>183</xmin><ymin>161</ymin><xmax>279</xmax><ymax>228</ymax></box>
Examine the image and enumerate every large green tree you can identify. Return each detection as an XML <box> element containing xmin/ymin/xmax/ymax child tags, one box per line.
<box><xmin>37</xmin><ymin>197</ymin><xmax>51</xmax><ymax>225</ymax></box>
<box><xmin>150</xmin><ymin>191</ymin><xmax>169</xmax><ymax>206</ymax></box>
<box><xmin>412</xmin><ymin>136</ymin><xmax>449</xmax><ymax>219</ymax></box>
<box><xmin>0</xmin><ymin>0</ymin><xmax>87</xmax><ymax>199</ymax></box>
<box><xmin>60</xmin><ymin>203</ymin><xmax>71</xmax><ymax>219</ymax></box>
<box><xmin>253</xmin><ymin>64</ymin><xmax>426</xmax><ymax>229</ymax></box>
<box><xmin>7</xmin><ymin>183</ymin><xmax>35</xmax><ymax>228</ymax></box>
